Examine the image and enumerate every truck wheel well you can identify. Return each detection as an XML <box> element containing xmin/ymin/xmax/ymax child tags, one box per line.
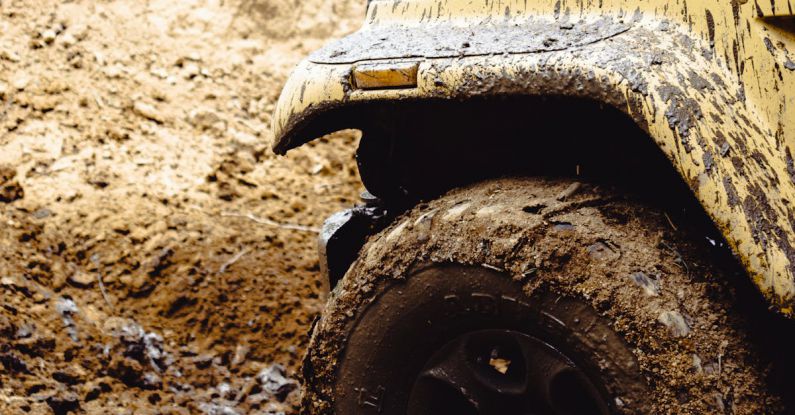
<box><xmin>356</xmin><ymin>95</ymin><xmax>692</xmax><ymax>214</ymax></box>
<box><xmin>333</xmin><ymin>95</ymin><xmax>795</xmax><ymax>402</ymax></box>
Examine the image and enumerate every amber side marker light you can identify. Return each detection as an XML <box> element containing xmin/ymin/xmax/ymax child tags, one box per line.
<box><xmin>352</xmin><ymin>61</ymin><xmax>419</xmax><ymax>90</ymax></box>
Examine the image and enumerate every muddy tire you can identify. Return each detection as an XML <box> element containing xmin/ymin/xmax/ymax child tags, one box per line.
<box><xmin>302</xmin><ymin>178</ymin><xmax>781</xmax><ymax>414</ymax></box>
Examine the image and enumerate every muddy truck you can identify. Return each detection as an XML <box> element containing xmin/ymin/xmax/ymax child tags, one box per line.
<box><xmin>271</xmin><ymin>0</ymin><xmax>795</xmax><ymax>413</ymax></box>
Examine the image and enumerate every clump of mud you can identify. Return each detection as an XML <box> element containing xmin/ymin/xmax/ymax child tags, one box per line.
<box><xmin>0</xmin><ymin>165</ymin><xmax>24</xmax><ymax>203</ymax></box>
<box><xmin>0</xmin><ymin>0</ymin><xmax>364</xmax><ymax>413</ymax></box>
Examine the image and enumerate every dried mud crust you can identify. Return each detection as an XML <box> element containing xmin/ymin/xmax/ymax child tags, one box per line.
<box><xmin>304</xmin><ymin>177</ymin><xmax>782</xmax><ymax>414</ymax></box>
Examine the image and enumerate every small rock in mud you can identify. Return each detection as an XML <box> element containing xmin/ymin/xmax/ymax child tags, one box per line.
<box><xmin>628</xmin><ymin>271</ymin><xmax>660</xmax><ymax>296</ymax></box>
<box><xmin>657</xmin><ymin>310</ymin><xmax>691</xmax><ymax>337</ymax></box>
<box><xmin>1</xmin><ymin>49</ymin><xmax>21</xmax><ymax>62</ymax></box>
<box><xmin>57</xmin><ymin>32</ymin><xmax>77</xmax><ymax>48</ymax></box>
<box><xmin>142</xmin><ymin>371</ymin><xmax>163</xmax><ymax>389</ymax></box>
<box><xmin>1</xmin><ymin>275</ymin><xmax>22</xmax><ymax>288</ymax></box>
<box><xmin>12</xmin><ymin>74</ymin><xmax>30</xmax><ymax>90</ymax></box>
<box><xmin>102</xmin><ymin>317</ymin><xmax>171</xmax><ymax>372</ymax></box>
<box><xmin>257</xmin><ymin>364</ymin><xmax>298</xmax><ymax>402</ymax></box>
<box><xmin>31</xmin><ymin>95</ymin><xmax>59</xmax><ymax>112</ymax></box>
<box><xmin>55</xmin><ymin>297</ymin><xmax>78</xmax><ymax>320</ymax></box>
<box><xmin>55</xmin><ymin>297</ymin><xmax>79</xmax><ymax>341</ymax></box>
<box><xmin>231</xmin><ymin>344</ymin><xmax>249</xmax><ymax>368</ymax></box>
<box><xmin>182</xmin><ymin>62</ymin><xmax>201</xmax><ymax>79</ymax></box>
<box><xmin>132</xmin><ymin>101</ymin><xmax>165</xmax><ymax>123</ymax></box>
<box><xmin>552</xmin><ymin>221</ymin><xmax>574</xmax><ymax>232</ymax></box>
<box><xmin>192</xmin><ymin>353</ymin><xmax>215</xmax><ymax>369</ymax></box>
<box><xmin>68</xmin><ymin>270</ymin><xmax>95</xmax><ymax>287</ymax></box>
<box><xmin>587</xmin><ymin>241</ymin><xmax>617</xmax><ymax>260</ymax></box>
<box><xmin>198</xmin><ymin>403</ymin><xmax>241</xmax><ymax>415</ymax></box>
<box><xmin>691</xmin><ymin>353</ymin><xmax>703</xmax><ymax>373</ymax></box>
<box><xmin>33</xmin><ymin>208</ymin><xmax>52</xmax><ymax>219</ymax></box>
<box><xmin>0</xmin><ymin>165</ymin><xmax>24</xmax><ymax>203</ymax></box>
<box><xmin>15</xmin><ymin>323</ymin><xmax>35</xmax><ymax>339</ymax></box>
<box><xmin>102</xmin><ymin>319</ymin><xmax>171</xmax><ymax>387</ymax></box>
<box><xmin>230</xmin><ymin>129</ymin><xmax>258</xmax><ymax>147</ymax></box>
<box><xmin>40</xmin><ymin>29</ymin><xmax>59</xmax><ymax>44</ymax></box>
<box><xmin>216</xmin><ymin>382</ymin><xmax>234</xmax><ymax>399</ymax></box>
<box><xmin>556</xmin><ymin>181</ymin><xmax>581</xmax><ymax>201</ymax></box>
<box><xmin>56</xmin><ymin>297</ymin><xmax>78</xmax><ymax>316</ymax></box>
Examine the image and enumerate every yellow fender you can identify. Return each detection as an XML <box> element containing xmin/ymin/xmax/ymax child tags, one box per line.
<box><xmin>272</xmin><ymin>0</ymin><xmax>795</xmax><ymax>316</ymax></box>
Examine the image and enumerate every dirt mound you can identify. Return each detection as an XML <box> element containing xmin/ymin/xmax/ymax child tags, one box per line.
<box><xmin>0</xmin><ymin>0</ymin><xmax>364</xmax><ymax>413</ymax></box>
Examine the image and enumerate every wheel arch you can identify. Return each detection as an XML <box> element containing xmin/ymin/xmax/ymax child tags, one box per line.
<box><xmin>271</xmin><ymin>26</ymin><xmax>795</xmax><ymax>316</ymax></box>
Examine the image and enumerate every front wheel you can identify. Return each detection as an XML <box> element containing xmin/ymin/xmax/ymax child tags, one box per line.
<box><xmin>303</xmin><ymin>178</ymin><xmax>782</xmax><ymax>414</ymax></box>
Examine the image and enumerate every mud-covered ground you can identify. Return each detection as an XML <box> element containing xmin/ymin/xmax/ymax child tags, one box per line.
<box><xmin>0</xmin><ymin>1</ymin><xmax>365</xmax><ymax>413</ymax></box>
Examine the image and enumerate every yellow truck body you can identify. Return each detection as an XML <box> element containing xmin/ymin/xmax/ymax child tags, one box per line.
<box><xmin>272</xmin><ymin>0</ymin><xmax>795</xmax><ymax>316</ymax></box>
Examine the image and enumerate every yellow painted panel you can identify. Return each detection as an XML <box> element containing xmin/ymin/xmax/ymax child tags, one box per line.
<box><xmin>273</xmin><ymin>0</ymin><xmax>795</xmax><ymax>316</ymax></box>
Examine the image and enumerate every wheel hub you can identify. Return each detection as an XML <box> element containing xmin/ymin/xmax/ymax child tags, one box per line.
<box><xmin>407</xmin><ymin>329</ymin><xmax>609</xmax><ymax>415</ymax></box>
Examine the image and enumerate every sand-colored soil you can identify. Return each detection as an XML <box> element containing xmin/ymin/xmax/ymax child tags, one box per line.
<box><xmin>0</xmin><ymin>1</ymin><xmax>365</xmax><ymax>413</ymax></box>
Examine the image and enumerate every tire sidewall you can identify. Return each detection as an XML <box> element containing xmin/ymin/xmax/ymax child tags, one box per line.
<box><xmin>329</xmin><ymin>263</ymin><xmax>650</xmax><ymax>414</ymax></box>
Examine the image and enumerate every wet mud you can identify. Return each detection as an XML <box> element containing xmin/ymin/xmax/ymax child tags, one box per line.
<box><xmin>0</xmin><ymin>1</ymin><xmax>364</xmax><ymax>413</ymax></box>
<box><xmin>305</xmin><ymin>178</ymin><xmax>782</xmax><ymax>414</ymax></box>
